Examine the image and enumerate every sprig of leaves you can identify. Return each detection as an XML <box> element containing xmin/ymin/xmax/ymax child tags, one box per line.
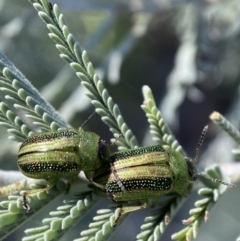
<box><xmin>172</xmin><ymin>166</ymin><xmax>230</xmax><ymax>241</ymax></box>
<box><xmin>141</xmin><ymin>85</ymin><xmax>184</xmax><ymax>154</ymax></box>
<box><xmin>29</xmin><ymin>0</ymin><xmax>138</xmax><ymax>150</ymax></box>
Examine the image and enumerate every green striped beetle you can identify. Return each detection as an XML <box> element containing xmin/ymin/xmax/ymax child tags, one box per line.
<box><xmin>92</xmin><ymin>126</ymin><xmax>235</xmax><ymax>224</ymax></box>
<box><xmin>18</xmin><ymin>128</ymin><xmax>111</xmax><ymax>210</ymax></box>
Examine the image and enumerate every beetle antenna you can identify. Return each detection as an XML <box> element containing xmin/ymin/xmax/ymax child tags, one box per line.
<box><xmin>197</xmin><ymin>172</ymin><xmax>236</xmax><ymax>187</ymax></box>
<box><xmin>194</xmin><ymin>125</ymin><xmax>208</xmax><ymax>163</ymax></box>
<box><xmin>190</xmin><ymin>125</ymin><xmax>236</xmax><ymax>187</ymax></box>
<box><xmin>110</xmin><ymin>134</ymin><xmax>123</xmax><ymax>147</ymax></box>
<box><xmin>80</xmin><ymin>111</ymin><xmax>96</xmax><ymax>128</ymax></box>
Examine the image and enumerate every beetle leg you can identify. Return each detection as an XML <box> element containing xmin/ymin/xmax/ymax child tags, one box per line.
<box><xmin>66</xmin><ymin>175</ymin><xmax>78</xmax><ymax>194</ymax></box>
<box><xmin>113</xmin><ymin>201</ymin><xmax>148</xmax><ymax>227</ymax></box>
<box><xmin>22</xmin><ymin>192</ymin><xmax>30</xmax><ymax>212</ymax></box>
<box><xmin>110</xmin><ymin>163</ymin><xmax>126</xmax><ymax>193</ymax></box>
<box><xmin>21</xmin><ymin>182</ymin><xmax>55</xmax><ymax>211</ymax></box>
<box><xmin>106</xmin><ymin>187</ymin><xmax>116</xmax><ymax>202</ymax></box>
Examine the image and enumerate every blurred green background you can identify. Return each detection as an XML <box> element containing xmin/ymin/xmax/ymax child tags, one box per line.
<box><xmin>1</xmin><ymin>0</ymin><xmax>240</xmax><ymax>240</ymax></box>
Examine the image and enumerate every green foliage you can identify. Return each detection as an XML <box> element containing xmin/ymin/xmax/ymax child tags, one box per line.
<box><xmin>141</xmin><ymin>85</ymin><xmax>184</xmax><ymax>154</ymax></box>
<box><xmin>0</xmin><ymin>1</ymin><xmax>239</xmax><ymax>241</ymax></box>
